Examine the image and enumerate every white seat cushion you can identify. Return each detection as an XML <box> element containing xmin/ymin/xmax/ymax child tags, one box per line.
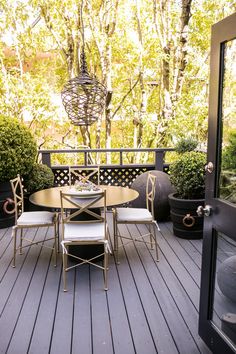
<box><xmin>116</xmin><ymin>207</ymin><xmax>153</xmax><ymax>222</ymax></box>
<box><xmin>17</xmin><ymin>211</ymin><xmax>55</xmax><ymax>225</ymax></box>
<box><xmin>63</xmin><ymin>223</ymin><xmax>106</xmax><ymax>241</ymax></box>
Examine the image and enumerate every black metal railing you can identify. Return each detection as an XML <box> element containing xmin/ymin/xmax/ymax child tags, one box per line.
<box><xmin>39</xmin><ymin>148</ymin><xmax>174</xmax><ymax>187</ymax></box>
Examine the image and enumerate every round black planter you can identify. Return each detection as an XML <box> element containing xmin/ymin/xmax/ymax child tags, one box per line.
<box><xmin>168</xmin><ymin>193</ymin><xmax>205</xmax><ymax>239</ymax></box>
<box><xmin>0</xmin><ymin>181</ymin><xmax>15</xmax><ymax>229</ymax></box>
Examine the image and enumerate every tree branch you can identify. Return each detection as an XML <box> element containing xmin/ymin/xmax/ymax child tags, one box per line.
<box><xmin>111</xmin><ymin>75</ymin><xmax>141</xmax><ymax>120</ymax></box>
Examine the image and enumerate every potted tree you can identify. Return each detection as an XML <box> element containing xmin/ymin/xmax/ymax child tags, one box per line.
<box><xmin>0</xmin><ymin>115</ymin><xmax>37</xmax><ymax>227</ymax></box>
<box><xmin>168</xmin><ymin>138</ymin><xmax>206</xmax><ymax>239</ymax></box>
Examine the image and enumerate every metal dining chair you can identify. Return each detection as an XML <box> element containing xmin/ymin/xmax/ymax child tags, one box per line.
<box><xmin>60</xmin><ymin>189</ymin><xmax>110</xmax><ymax>291</ymax></box>
<box><xmin>10</xmin><ymin>175</ymin><xmax>58</xmax><ymax>268</ymax></box>
<box><xmin>113</xmin><ymin>172</ymin><xmax>160</xmax><ymax>263</ymax></box>
<box><xmin>68</xmin><ymin>166</ymin><xmax>100</xmax><ymax>187</ymax></box>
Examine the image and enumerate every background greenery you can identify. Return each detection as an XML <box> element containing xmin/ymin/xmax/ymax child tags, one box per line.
<box><xmin>0</xmin><ymin>0</ymin><xmax>235</xmax><ymax>165</ymax></box>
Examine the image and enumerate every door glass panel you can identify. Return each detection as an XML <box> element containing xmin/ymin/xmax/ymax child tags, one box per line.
<box><xmin>212</xmin><ymin>231</ymin><xmax>236</xmax><ymax>347</ymax></box>
<box><xmin>219</xmin><ymin>40</ymin><xmax>236</xmax><ymax>203</ymax></box>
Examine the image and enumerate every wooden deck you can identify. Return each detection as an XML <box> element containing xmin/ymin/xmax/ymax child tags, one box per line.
<box><xmin>0</xmin><ymin>213</ymin><xmax>212</xmax><ymax>354</ymax></box>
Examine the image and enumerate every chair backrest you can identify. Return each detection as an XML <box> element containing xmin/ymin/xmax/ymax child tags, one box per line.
<box><xmin>60</xmin><ymin>190</ymin><xmax>107</xmax><ymax>239</ymax></box>
<box><xmin>68</xmin><ymin>166</ymin><xmax>100</xmax><ymax>186</ymax></box>
<box><xmin>10</xmin><ymin>175</ymin><xmax>24</xmax><ymax>223</ymax></box>
<box><xmin>146</xmin><ymin>173</ymin><xmax>157</xmax><ymax>218</ymax></box>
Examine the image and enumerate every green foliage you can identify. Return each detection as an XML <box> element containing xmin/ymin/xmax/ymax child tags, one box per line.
<box><xmin>0</xmin><ymin>115</ymin><xmax>37</xmax><ymax>183</ymax></box>
<box><xmin>24</xmin><ymin>163</ymin><xmax>55</xmax><ymax>194</ymax></box>
<box><xmin>0</xmin><ymin>0</ymin><xmax>235</xmax><ymax>152</ymax></box>
<box><xmin>220</xmin><ymin>130</ymin><xmax>236</xmax><ymax>202</ymax></box>
<box><xmin>175</xmin><ymin>137</ymin><xmax>198</xmax><ymax>154</ymax></box>
<box><xmin>219</xmin><ymin>171</ymin><xmax>236</xmax><ymax>203</ymax></box>
<box><xmin>222</xmin><ymin>130</ymin><xmax>236</xmax><ymax>170</ymax></box>
<box><xmin>169</xmin><ymin>151</ymin><xmax>206</xmax><ymax>199</ymax></box>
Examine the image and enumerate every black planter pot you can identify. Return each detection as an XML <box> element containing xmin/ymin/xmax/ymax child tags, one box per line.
<box><xmin>0</xmin><ymin>181</ymin><xmax>15</xmax><ymax>229</ymax></box>
<box><xmin>168</xmin><ymin>193</ymin><xmax>205</xmax><ymax>239</ymax></box>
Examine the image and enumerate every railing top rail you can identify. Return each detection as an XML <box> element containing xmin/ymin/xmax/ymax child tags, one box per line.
<box><xmin>39</xmin><ymin>147</ymin><xmax>175</xmax><ymax>153</ymax></box>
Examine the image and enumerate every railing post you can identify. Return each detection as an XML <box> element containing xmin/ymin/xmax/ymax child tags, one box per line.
<box><xmin>155</xmin><ymin>151</ymin><xmax>164</xmax><ymax>171</ymax></box>
<box><xmin>120</xmin><ymin>151</ymin><xmax>123</xmax><ymax>165</ymax></box>
<box><xmin>84</xmin><ymin>152</ymin><xmax>88</xmax><ymax>165</ymax></box>
<box><xmin>41</xmin><ymin>152</ymin><xmax>51</xmax><ymax>168</ymax></box>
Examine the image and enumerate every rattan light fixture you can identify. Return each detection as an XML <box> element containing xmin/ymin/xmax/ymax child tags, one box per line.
<box><xmin>61</xmin><ymin>0</ymin><xmax>107</xmax><ymax>126</ymax></box>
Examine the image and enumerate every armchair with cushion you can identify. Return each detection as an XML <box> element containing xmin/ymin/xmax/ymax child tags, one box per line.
<box><xmin>113</xmin><ymin>172</ymin><xmax>160</xmax><ymax>263</ymax></box>
<box><xmin>60</xmin><ymin>189</ymin><xmax>109</xmax><ymax>292</ymax></box>
<box><xmin>10</xmin><ymin>175</ymin><xmax>58</xmax><ymax>268</ymax></box>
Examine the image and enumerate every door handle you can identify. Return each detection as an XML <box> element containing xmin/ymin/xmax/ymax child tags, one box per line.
<box><xmin>205</xmin><ymin>162</ymin><xmax>214</xmax><ymax>173</ymax></box>
<box><xmin>197</xmin><ymin>205</ymin><xmax>212</xmax><ymax>217</ymax></box>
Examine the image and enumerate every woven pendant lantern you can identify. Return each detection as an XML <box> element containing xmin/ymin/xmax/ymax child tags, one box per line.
<box><xmin>61</xmin><ymin>1</ymin><xmax>107</xmax><ymax>126</ymax></box>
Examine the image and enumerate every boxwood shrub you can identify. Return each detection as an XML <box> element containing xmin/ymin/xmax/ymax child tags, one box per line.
<box><xmin>24</xmin><ymin>163</ymin><xmax>55</xmax><ymax>194</ymax></box>
<box><xmin>169</xmin><ymin>151</ymin><xmax>206</xmax><ymax>199</ymax></box>
<box><xmin>0</xmin><ymin>115</ymin><xmax>37</xmax><ymax>183</ymax></box>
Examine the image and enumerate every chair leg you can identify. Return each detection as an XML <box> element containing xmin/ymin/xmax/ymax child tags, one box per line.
<box><xmin>104</xmin><ymin>249</ymin><xmax>108</xmax><ymax>291</ymax></box>
<box><xmin>115</xmin><ymin>224</ymin><xmax>120</xmax><ymax>265</ymax></box>
<box><xmin>113</xmin><ymin>210</ymin><xmax>118</xmax><ymax>251</ymax></box>
<box><xmin>57</xmin><ymin>213</ymin><xmax>60</xmax><ymax>253</ymax></box>
<box><xmin>153</xmin><ymin>224</ymin><xmax>159</xmax><ymax>262</ymax></box>
<box><xmin>148</xmin><ymin>224</ymin><xmax>154</xmax><ymax>249</ymax></box>
<box><xmin>19</xmin><ymin>228</ymin><xmax>23</xmax><ymax>254</ymax></box>
<box><xmin>62</xmin><ymin>247</ymin><xmax>67</xmax><ymax>292</ymax></box>
<box><xmin>113</xmin><ymin>210</ymin><xmax>120</xmax><ymax>264</ymax></box>
<box><xmin>53</xmin><ymin>222</ymin><xmax>57</xmax><ymax>267</ymax></box>
<box><xmin>12</xmin><ymin>227</ymin><xmax>17</xmax><ymax>268</ymax></box>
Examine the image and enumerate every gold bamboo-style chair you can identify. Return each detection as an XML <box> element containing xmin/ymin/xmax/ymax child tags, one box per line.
<box><xmin>10</xmin><ymin>175</ymin><xmax>58</xmax><ymax>268</ymax></box>
<box><xmin>60</xmin><ymin>189</ymin><xmax>110</xmax><ymax>292</ymax></box>
<box><xmin>68</xmin><ymin>166</ymin><xmax>100</xmax><ymax>187</ymax></box>
<box><xmin>113</xmin><ymin>172</ymin><xmax>160</xmax><ymax>263</ymax></box>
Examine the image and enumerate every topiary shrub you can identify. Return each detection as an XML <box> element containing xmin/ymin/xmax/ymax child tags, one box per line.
<box><xmin>175</xmin><ymin>137</ymin><xmax>198</xmax><ymax>154</ymax></box>
<box><xmin>169</xmin><ymin>151</ymin><xmax>206</xmax><ymax>199</ymax></box>
<box><xmin>24</xmin><ymin>163</ymin><xmax>55</xmax><ymax>194</ymax></box>
<box><xmin>0</xmin><ymin>115</ymin><xmax>37</xmax><ymax>183</ymax></box>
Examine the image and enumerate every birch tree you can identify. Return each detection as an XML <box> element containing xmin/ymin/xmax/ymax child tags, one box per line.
<box><xmin>153</xmin><ymin>0</ymin><xmax>192</xmax><ymax>145</ymax></box>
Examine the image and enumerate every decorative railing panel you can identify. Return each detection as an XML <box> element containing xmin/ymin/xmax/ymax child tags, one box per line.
<box><xmin>39</xmin><ymin>148</ymin><xmax>174</xmax><ymax>187</ymax></box>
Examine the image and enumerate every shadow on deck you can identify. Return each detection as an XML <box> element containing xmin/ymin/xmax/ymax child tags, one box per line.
<box><xmin>0</xmin><ymin>213</ymin><xmax>212</xmax><ymax>354</ymax></box>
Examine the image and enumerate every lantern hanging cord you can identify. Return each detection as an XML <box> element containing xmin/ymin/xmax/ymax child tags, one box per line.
<box><xmin>80</xmin><ymin>0</ymin><xmax>88</xmax><ymax>74</ymax></box>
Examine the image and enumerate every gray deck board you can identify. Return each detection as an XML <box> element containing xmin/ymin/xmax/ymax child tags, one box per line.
<box><xmin>106</xmin><ymin>256</ymin><xmax>135</xmax><ymax>354</ymax></box>
<box><xmin>0</xmin><ymin>214</ymin><xmax>211</xmax><ymax>354</ymax></box>
<box><xmin>72</xmin><ymin>266</ymin><xmax>92</xmax><ymax>354</ymax></box>
<box><xmin>134</xmin><ymin>224</ymin><xmax>207</xmax><ymax>352</ymax></box>
<box><xmin>114</xmin><ymin>231</ymin><xmax>158</xmax><ymax>354</ymax></box>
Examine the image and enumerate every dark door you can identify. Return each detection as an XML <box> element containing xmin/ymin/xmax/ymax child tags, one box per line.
<box><xmin>199</xmin><ymin>12</ymin><xmax>236</xmax><ymax>354</ymax></box>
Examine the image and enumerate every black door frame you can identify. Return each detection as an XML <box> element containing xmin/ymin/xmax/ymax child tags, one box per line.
<box><xmin>199</xmin><ymin>12</ymin><xmax>236</xmax><ymax>354</ymax></box>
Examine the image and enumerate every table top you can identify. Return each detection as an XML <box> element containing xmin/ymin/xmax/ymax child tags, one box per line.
<box><xmin>29</xmin><ymin>185</ymin><xmax>139</xmax><ymax>209</ymax></box>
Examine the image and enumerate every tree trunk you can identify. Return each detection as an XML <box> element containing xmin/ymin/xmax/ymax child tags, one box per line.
<box><xmin>153</xmin><ymin>0</ymin><xmax>192</xmax><ymax>145</ymax></box>
<box><xmin>86</xmin><ymin>0</ymin><xmax>119</xmax><ymax>162</ymax></box>
<box><xmin>172</xmin><ymin>0</ymin><xmax>192</xmax><ymax>103</ymax></box>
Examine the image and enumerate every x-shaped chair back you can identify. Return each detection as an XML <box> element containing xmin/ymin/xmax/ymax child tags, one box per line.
<box><xmin>68</xmin><ymin>166</ymin><xmax>100</xmax><ymax>187</ymax></box>
<box><xmin>60</xmin><ymin>190</ymin><xmax>106</xmax><ymax>227</ymax></box>
<box><xmin>10</xmin><ymin>174</ymin><xmax>25</xmax><ymax>223</ymax></box>
<box><xmin>146</xmin><ymin>172</ymin><xmax>156</xmax><ymax>219</ymax></box>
